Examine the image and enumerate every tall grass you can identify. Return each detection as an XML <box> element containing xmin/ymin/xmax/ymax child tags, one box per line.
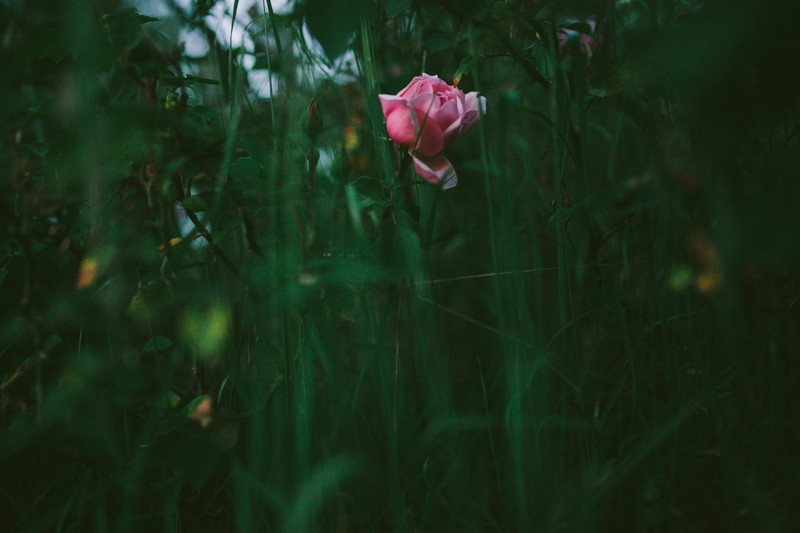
<box><xmin>1</xmin><ymin>0</ymin><xmax>799</xmax><ymax>531</ymax></box>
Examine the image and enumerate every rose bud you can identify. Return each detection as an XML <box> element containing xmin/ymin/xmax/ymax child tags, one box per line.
<box><xmin>302</xmin><ymin>97</ymin><xmax>324</xmax><ymax>141</ymax></box>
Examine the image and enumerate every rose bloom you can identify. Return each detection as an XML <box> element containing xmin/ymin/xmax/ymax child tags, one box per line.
<box><xmin>558</xmin><ymin>19</ymin><xmax>597</xmax><ymax>62</ymax></box>
<box><xmin>379</xmin><ymin>73</ymin><xmax>486</xmax><ymax>189</ymax></box>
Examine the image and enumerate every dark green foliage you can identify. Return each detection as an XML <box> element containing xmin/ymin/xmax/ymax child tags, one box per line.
<box><xmin>1</xmin><ymin>0</ymin><xmax>799</xmax><ymax>531</ymax></box>
<box><xmin>304</xmin><ymin>0</ymin><xmax>364</xmax><ymax>62</ymax></box>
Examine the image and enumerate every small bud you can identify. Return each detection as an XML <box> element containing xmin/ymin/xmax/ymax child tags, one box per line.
<box><xmin>302</xmin><ymin>97</ymin><xmax>324</xmax><ymax>141</ymax></box>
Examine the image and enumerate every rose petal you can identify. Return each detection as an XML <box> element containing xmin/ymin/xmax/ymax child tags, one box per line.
<box><xmin>379</xmin><ymin>94</ymin><xmax>407</xmax><ymax>118</ymax></box>
<box><xmin>463</xmin><ymin>93</ymin><xmax>478</xmax><ymax>125</ymax></box>
<box><xmin>421</xmin><ymin>82</ymin><xmax>435</xmax><ymax>94</ymax></box>
<box><xmin>451</xmin><ymin>92</ymin><xmax>465</xmax><ymax>132</ymax></box>
<box><xmin>398</xmin><ymin>77</ymin><xmax>422</xmax><ymax>98</ymax></box>
<box><xmin>414</xmin><ymin>119</ymin><xmax>444</xmax><ymax>157</ymax></box>
<box><xmin>435</xmin><ymin>99</ymin><xmax>459</xmax><ymax>131</ymax></box>
<box><xmin>436</xmin><ymin>99</ymin><xmax>463</xmax><ymax>146</ymax></box>
<box><xmin>383</xmin><ymin>96</ymin><xmax>444</xmax><ymax>156</ymax></box>
<box><xmin>463</xmin><ymin>110</ymin><xmax>478</xmax><ymax>127</ymax></box>
<box><xmin>412</xmin><ymin>154</ymin><xmax>458</xmax><ymax>189</ymax></box>
<box><xmin>409</xmin><ymin>94</ymin><xmax>444</xmax><ymax>156</ymax></box>
<box><xmin>384</xmin><ymin>104</ymin><xmax>419</xmax><ymax>149</ymax></box>
<box><xmin>464</xmin><ymin>91</ymin><xmax>478</xmax><ymax>113</ymax></box>
<box><xmin>462</xmin><ymin>94</ymin><xmax>487</xmax><ymax>128</ymax></box>
<box><xmin>442</xmin><ymin>116</ymin><xmax>463</xmax><ymax>146</ymax></box>
<box><xmin>409</xmin><ymin>92</ymin><xmax>440</xmax><ymax>115</ymax></box>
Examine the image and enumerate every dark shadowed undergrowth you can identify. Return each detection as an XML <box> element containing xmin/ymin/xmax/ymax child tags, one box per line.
<box><xmin>1</xmin><ymin>0</ymin><xmax>799</xmax><ymax>531</ymax></box>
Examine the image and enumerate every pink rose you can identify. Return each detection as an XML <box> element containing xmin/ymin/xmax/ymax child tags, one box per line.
<box><xmin>558</xmin><ymin>19</ymin><xmax>597</xmax><ymax>62</ymax></box>
<box><xmin>379</xmin><ymin>73</ymin><xmax>486</xmax><ymax>189</ymax></box>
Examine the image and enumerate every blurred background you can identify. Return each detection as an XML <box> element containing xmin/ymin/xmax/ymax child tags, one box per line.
<box><xmin>1</xmin><ymin>0</ymin><xmax>799</xmax><ymax>531</ymax></box>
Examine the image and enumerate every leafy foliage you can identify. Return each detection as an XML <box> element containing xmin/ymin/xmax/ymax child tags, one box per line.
<box><xmin>1</xmin><ymin>0</ymin><xmax>799</xmax><ymax>531</ymax></box>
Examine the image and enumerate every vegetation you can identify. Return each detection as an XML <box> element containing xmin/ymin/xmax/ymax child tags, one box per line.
<box><xmin>1</xmin><ymin>0</ymin><xmax>799</xmax><ymax>530</ymax></box>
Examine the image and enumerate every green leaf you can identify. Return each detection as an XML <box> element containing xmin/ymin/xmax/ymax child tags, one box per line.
<box><xmin>160</xmin><ymin>430</ymin><xmax>225</xmax><ymax>484</ymax></box>
<box><xmin>323</xmin><ymin>257</ymin><xmax>385</xmax><ymax>286</ymax></box>
<box><xmin>377</xmin><ymin>224</ymin><xmax>421</xmax><ymax>279</ymax></box>
<box><xmin>305</xmin><ymin>0</ymin><xmax>364</xmax><ymax>61</ymax></box>
<box><xmin>548</xmin><ymin>206</ymin><xmax>574</xmax><ymax>228</ymax></box>
<box><xmin>350</xmin><ymin>177</ymin><xmax>390</xmax><ymax>210</ymax></box>
<box><xmin>230</xmin><ymin>157</ymin><xmax>263</xmax><ymax>181</ymax></box>
<box><xmin>180</xmin><ymin>306</ymin><xmax>229</xmax><ymax>362</ymax></box>
<box><xmin>423</xmin><ymin>30</ymin><xmax>453</xmax><ymax>51</ymax></box>
<box><xmin>104</xmin><ymin>9</ymin><xmax>146</xmax><ymax>51</ymax></box>
<box><xmin>385</xmin><ymin>0</ymin><xmax>413</xmax><ymax>18</ymax></box>
<box><xmin>192</xmin><ymin>106</ymin><xmax>216</xmax><ymax>122</ymax></box>
<box><xmin>41</xmin><ymin>33</ymin><xmax>72</xmax><ymax>63</ymax></box>
<box><xmin>182</xmin><ymin>75</ymin><xmax>220</xmax><ymax>86</ymax></box>
<box><xmin>142</xmin><ymin>336</ymin><xmax>173</xmax><ymax>352</ymax></box>
<box><xmin>29</xmin><ymin>141</ymin><xmax>48</xmax><ymax>157</ymax></box>
<box><xmin>42</xmin><ymin>334</ymin><xmax>62</xmax><ymax>353</ymax></box>
<box><xmin>453</xmin><ymin>55</ymin><xmax>478</xmax><ymax>85</ymax></box>
<box><xmin>586</xmin><ymin>87</ymin><xmax>623</xmax><ymax>101</ymax></box>
<box><xmin>669</xmin><ymin>265</ymin><xmax>694</xmax><ymax>292</ymax></box>
<box><xmin>181</xmin><ymin>195</ymin><xmax>208</xmax><ymax>212</ymax></box>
